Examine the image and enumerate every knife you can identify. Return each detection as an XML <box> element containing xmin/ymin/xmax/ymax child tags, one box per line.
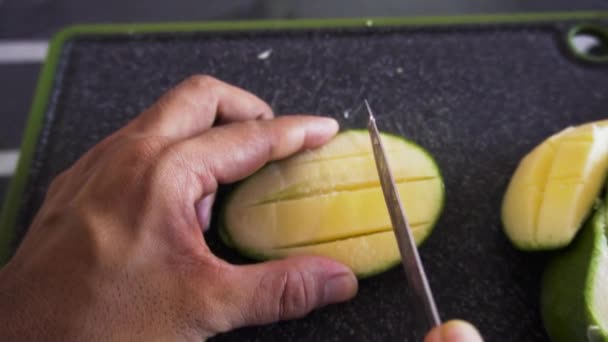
<box><xmin>365</xmin><ymin>100</ymin><xmax>442</xmax><ymax>329</ymax></box>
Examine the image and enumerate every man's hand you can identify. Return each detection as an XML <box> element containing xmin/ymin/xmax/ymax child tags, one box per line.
<box><xmin>0</xmin><ymin>75</ymin><xmax>358</xmax><ymax>341</ymax></box>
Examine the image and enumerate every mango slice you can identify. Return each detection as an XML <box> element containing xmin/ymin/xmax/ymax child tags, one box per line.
<box><xmin>502</xmin><ymin>122</ymin><xmax>608</xmax><ymax>250</ymax></box>
<box><xmin>221</xmin><ymin>130</ymin><xmax>444</xmax><ymax>277</ymax></box>
<box><xmin>541</xmin><ymin>193</ymin><xmax>608</xmax><ymax>342</ymax></box>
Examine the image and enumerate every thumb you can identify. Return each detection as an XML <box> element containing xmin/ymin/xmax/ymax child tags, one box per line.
<box><xmin>226</xmin><ymin>256</ymin><xmax>358</xmax><ymax>327</ymax></box>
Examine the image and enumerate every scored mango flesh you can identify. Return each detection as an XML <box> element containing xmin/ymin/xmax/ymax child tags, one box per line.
<box><xmin>222</xmin><ymin>130</ymin><xmax>444</xmax><ymax>277</ymax></box>
<box><xmin>502</xmin><ymin>122</ymin><xmax>608</xmax><ymax>250</ymax></box>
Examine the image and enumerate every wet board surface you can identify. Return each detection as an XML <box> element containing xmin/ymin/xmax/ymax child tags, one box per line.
<box><xmin>3</xmin><ymin>15</ymin><xmax>608</xmax><ymax>341</ymax></box>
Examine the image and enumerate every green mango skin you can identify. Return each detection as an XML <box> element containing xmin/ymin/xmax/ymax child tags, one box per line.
<box><xmin>541</xmin><ymin>198</ymin><xmax>608</xmax><ymax>342</ymax></box>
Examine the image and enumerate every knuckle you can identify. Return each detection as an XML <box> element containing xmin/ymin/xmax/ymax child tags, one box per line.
<box><xmin>182</xmin><ymin>75</ymin><xmax>221</xmax><ymax>113</ymax></box>
<box><xmin>240</xmin><ymin>119</ymin><xmax>264</xmax><ymax>135</ymax></box>
<box><xmin>127</xmin><ymin>136</ymin><xmax>169</xmax><ymax>164</ymax></box>
<box><xmin>247</xmin><ymin>120</ymin><xmax>277</xmax><ymax>159</ymax></box>
<box><xmin>275</xmin><ymin>270</ymin><xmax>314</xmax><ymax>321</ymax></box>
<box><xmin>151</xmin><ymin>145</ymin><xmax>203</xmax><ymax>200</ymax></box>
<box><xmin>156</xmin><ymin>144</ymin><xmax>192</xmax><ymax>173</ymax></box>
<box><xmin>234</xmin><ymin>120</ymin><xmax>277</xmax><ymax>160</ymax></box>
<box><xmin>149</xmin><ymin>146</ymin><xmax>182</xmax><ymax>184</ymax></box>
<box><xmin>187</xmin><ymin>74</ymin><xmax>219</xmax><ymax>90</ymax></box>
<box><xmin>241</xmin><ymin>120</ymin><xmax>271</xmax><ymax>144</ymax></box>
<box><xmin>91</xmin><ymin>136</ymin><xmax>171</xmax><ymax>189</ymax></box>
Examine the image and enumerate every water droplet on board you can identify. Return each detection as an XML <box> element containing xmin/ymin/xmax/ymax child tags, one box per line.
<box><xmin>257</xmin><ymin>49</ymin><xmax>272</xmax><ymax>60</ymax></box>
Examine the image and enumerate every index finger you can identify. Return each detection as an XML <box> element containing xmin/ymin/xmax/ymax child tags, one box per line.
<box><xmin>168</xmin><ymin>115</ymin><xmax>339</xmax><ymax>198</ymax></box>
<box><xmin>123</xmin><ymin>75</ymin><xmax>273</xmax><ymax>141</ymax></box>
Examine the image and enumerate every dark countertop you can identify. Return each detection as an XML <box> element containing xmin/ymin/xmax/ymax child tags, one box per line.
<box><xmin>1</xmin><ymin>0</ymin><xmax>607</xmax><ymax>216</ymax></box>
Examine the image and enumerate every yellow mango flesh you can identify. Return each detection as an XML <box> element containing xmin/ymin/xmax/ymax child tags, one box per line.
<box><xmin>502</xmin><ymin>122</ymin><xmax>608</xmax><ymax>250</ymax></box>
<box><xmin>273</xmin><ymin>231</ymin><xmax>401</xmax><ymax>276</ymax></box>
<box><xmin>223</xmin><ymin>130</ymin><xmax>444</xmax><ymax>276</ymax></box>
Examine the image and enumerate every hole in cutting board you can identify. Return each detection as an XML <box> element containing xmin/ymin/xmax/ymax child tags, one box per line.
<box><xmin>567</xmin><ymin>24</ymin><xmax>608</xmax><ymax>63</ymax></box>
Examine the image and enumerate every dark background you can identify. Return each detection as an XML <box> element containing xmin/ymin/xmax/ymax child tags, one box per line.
<box><xmin>2</xmin><ymin>0</ymin><xmax>604</xmax><ymax>199</ymax></box>
<box><xmin>2</xmin><ymin>0</ymin><xmax>608</xmax><ymax>151</ymax></box>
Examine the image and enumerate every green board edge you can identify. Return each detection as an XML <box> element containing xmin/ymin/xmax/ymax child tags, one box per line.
<box><xmin>1</xmin><ymin>11</ymin><xmax>608</xmax><ymax>264</ymax></box>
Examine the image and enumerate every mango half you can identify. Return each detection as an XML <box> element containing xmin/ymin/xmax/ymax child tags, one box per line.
<box><xmin>220</xmin><ymin>130</ymin><xmax>444</xmax><ymax>277</ymax></box>
<box><xmin>502</xmin><ymin>121</ymin><xmax>608</xmax><ymax>250</ymax></box>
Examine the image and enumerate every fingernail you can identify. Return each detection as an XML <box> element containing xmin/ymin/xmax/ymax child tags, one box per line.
<box><xmin>196</xmin><ymin>195</ymin><xmax>215</xmax><ymax>232</ymax></box>
<box><xmin>439</xmin><ymin>320</ymin><xmax>483</xmax><ymax>342</ymax></box>
<box><xmin>322</xmin><ymin>272</ymin><xmax>357</xmax><ymax>306</ymax></box>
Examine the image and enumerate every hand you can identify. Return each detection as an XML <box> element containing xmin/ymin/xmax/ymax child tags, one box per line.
<box><xmin>0</xmin><ymin>75</ymin><xmax>357</xmax><ymax>341</ymax></box>
<box><xmin>425</xmin><ymin>320</ymin><xmax>483</xmax><ymax>342</ymax></box>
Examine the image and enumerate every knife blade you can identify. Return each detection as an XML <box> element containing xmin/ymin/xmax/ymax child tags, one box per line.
<box><xmin>365</xmin><ymin>100</ymin><xmax>441</xmax><ymax>329</ymax></box>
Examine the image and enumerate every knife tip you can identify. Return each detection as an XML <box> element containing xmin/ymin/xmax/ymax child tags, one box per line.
<box><xmin>364</xmin><ymin>99</ymin><xmax>375</xmax><ymax>122</ymax></box>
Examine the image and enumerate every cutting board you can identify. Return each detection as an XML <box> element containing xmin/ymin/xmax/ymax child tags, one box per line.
<box><xmin>2</xmin><ymin>12</ymin><xmax>608</xmax><ymax>341</ymax></box>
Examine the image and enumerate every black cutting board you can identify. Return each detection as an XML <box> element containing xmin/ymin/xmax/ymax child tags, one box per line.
<box><xmin>4</xmin><ymin>14</ymin><xmax>608</xmax><ymax>341</ymax></box>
